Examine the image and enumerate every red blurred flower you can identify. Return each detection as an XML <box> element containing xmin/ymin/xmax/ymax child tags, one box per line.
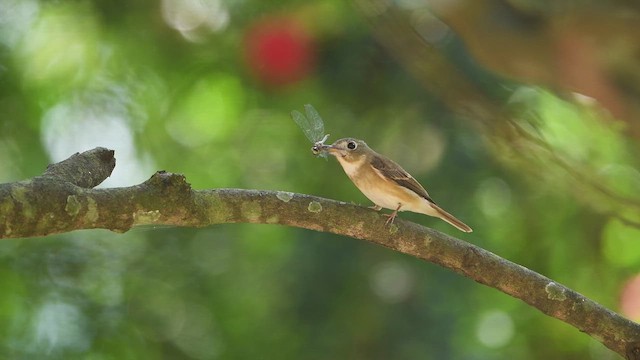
<box><xmin>243</xmin><ymin>16</ymin><xmax>316</xmax><ymax>87</ymax></box>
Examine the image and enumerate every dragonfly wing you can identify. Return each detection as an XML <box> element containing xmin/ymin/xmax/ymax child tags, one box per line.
<box><xmin>291</xmin><ymin>110</ymin><xmax>317</xmax><ymax>143</ymax></box>
<box><xmin>303</xmin><ymin>104</ymin><xmax>325</xmax><ymax>141</ymax></box>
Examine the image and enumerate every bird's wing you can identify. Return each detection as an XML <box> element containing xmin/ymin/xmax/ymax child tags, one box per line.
<box><xmin>370</xmin><ymin>155</ymin><xmax>436</xmax><ymax>204</ymax></box>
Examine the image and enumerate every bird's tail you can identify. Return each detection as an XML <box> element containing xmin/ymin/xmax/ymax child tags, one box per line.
<box><xmin>431</xmin><ymin>204</ymin><xmax>473</xmax><ymax>233</ymax></box>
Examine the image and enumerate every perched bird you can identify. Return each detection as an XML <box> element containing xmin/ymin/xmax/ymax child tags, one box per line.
<box><xmin>320</xmin><ymin>138</ymin><xmax>472</xmax><ymax>232</ymax></box>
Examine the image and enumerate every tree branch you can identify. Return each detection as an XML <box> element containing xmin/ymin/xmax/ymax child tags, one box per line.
<box><xmin>2</xmin><ymin>148</ymin><xmax>640</xmax><ymax>359</ymax></box>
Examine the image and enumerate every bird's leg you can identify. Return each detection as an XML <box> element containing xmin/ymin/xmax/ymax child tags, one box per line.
<box><xmin>369</xmin><ymin>205</ymin><xmax>382</xmax><ymax>211</ymax></box>
<box><xmin>383</xmin><ymin>204</ymin><xmax>402</xmax><ymax>225</ymax></box>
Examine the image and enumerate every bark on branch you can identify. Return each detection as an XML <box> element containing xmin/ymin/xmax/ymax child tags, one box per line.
<box><xmin>1</xmin><ymin>148</ymin><xmax>640</xmax><ymax>359</ymax></box>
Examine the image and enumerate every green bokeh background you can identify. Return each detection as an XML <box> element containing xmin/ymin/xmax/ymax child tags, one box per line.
<box><xmin>1</xmin><ymin>0</ymin><xmax>640</xmax><ymax>359</ymax></box>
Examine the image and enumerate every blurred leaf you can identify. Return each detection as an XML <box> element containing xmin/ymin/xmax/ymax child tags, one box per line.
<box><xmin>602</xmin><ymin>218</ymin><xmax>640</xmax><ymax>268</ymax></box>
<box><xmin>165</xmin><ymin>74</ymin><xmax>244</xmax><ymax>147</ymax></box>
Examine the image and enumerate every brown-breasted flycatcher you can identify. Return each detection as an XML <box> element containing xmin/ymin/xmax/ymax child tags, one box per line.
<box><xmin>320</xmin><ymin>138</ymin><xmax>472</xmax><ymax>232</ymax></box>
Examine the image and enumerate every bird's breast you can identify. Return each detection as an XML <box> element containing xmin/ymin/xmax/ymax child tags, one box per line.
<box><xmin>336</xmin><ymin>156</ymin><xmax>364</xmax><ymax>178</ymax></box>
<box><xmin>337</xmin><ymin>157</ymin><xmax>425</xmax><ymax>211</ymax></box>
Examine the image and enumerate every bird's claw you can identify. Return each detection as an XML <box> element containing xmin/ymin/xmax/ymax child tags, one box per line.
<box><xmin>382</xmin><ymin>204</ymin><xmax>402</xmax><ymax>226</ymax></box>
<box><xmin>383</xmin><ymin>214</ymin><xmax>396</xmax><ymax>226</ymax></box>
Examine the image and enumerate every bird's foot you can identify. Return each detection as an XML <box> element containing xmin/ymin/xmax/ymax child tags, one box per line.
<box><xmin>383</xmin><ymin>213</ymin><xmax>397</xmax><ymax>226</ymax></box>
<box><xmin>383</xmin><ymin>204</ymin><xmax>402</xmax><ymax>226</ymax></box>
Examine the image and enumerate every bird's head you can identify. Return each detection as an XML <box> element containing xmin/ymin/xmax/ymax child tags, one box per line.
<box><xmin>321</xmin><ymin>138</ymin><xmax>372</xmax><ymax>163</ymax></box>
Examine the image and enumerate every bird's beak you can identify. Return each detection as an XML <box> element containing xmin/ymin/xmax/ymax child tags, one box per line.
<box><xmin>321</xmin><ymin>144</ymin><xmax>341</xmax><ymax>156</ymax></box>
<box><xmin>322</xmin><ymin>144</ymin><xmax>351</xmax><ymax>159</ymax></box>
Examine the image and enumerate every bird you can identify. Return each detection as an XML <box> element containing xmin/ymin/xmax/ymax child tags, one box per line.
<box><xmin>320</xmin><ymin>137</ymin><xmax>472</xmax><ymax>232</ymax></box>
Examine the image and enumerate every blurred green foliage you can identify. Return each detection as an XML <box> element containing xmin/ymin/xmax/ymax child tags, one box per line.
<box><xmin>1</xmin><ymin>0</ymin><xmax>639</xmax><ymax>359</ymax></box>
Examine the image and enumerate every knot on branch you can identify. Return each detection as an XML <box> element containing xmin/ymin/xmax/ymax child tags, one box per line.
<box><xmin>144</xmin><ymin>171</ymin><xmax>192</xmax><ymax>193</ymax></box>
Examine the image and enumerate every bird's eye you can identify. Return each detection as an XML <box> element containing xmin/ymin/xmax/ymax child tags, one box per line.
<box><xmin>347</xmin><ymin>141</ymin><xmax>357</xmax><ymax>150</ymax></box>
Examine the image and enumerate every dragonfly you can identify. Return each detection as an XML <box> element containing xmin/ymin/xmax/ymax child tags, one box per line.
<box><xmin>291</xmin><ymin>104</ymin><xmax>330</xmax><ymax>159</ymax></box>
